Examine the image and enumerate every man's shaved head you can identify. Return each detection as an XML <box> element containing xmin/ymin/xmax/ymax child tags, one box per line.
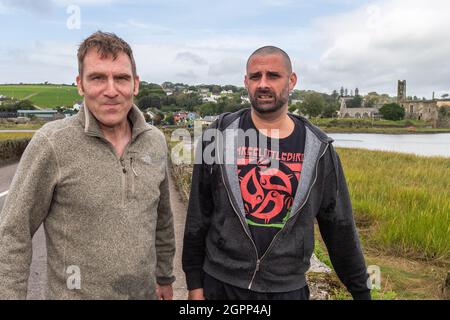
<box><xmin>246</xmin><ymin>46</ymin><xmax>292</xmax><ymax>74</ymax></box>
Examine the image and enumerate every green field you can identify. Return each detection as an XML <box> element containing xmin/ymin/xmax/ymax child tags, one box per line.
<box><xmin>337</xmin><ymin>147</ymin><xmax>450</xmax><ymax>263</ymax></box>
<box><xmin>0</xmin><ymin>85</ymin><xmax>81</xmax><ymax>108</ymax></box>
<box><xmin>0</xmin><ymin>132</ymin><xmax>35</xmax><ymax>141</ymax></box>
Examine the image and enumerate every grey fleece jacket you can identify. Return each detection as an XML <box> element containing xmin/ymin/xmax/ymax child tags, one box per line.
<box><xmin>0</xmin><ymin>105</ymin><xmax>175</xmax><ymax>300</ymax></box>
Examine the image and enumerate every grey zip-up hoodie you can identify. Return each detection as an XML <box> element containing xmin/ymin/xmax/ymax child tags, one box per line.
<box><xmin>182</xmin><ymin>109</ymin><xmax>371</xmax><ymax>300</ymax></box>
<box><xmin>0</xmin><ymin>105</ymin><xmax>175</xmax><ymax>300</ymax></box>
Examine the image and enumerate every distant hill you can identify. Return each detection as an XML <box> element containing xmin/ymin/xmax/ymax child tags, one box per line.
<box><xmin>0</xmin><ymin>84</ymin><xmax>81</xmax><ymax>109</ymax></box>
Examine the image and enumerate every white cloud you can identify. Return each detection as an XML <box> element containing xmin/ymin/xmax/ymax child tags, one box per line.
<box><xmin>0</xmin><ymin>42</ymin><xmax>78</xmax><ymax>84</ymax></box>
<box><xmin>1</xmin><ymin>0</ymin><xmax>449</xmax><ymax>97</ymax></box>
<box><xmin>114</xmin><ymin>20</ymin><xmax>173</xmax><ymax>35</ymax></box>
<box><xmin>208</xmin><ymin>58</ymin><xmax>245</xmax><ymax>77</ymax></box>
<box><xmin>0</xmin><ymin>0</ymin><xmax>128</xmax><ymax>14</ymax></box>
<box><xmin>52</xmin><ymin>0</ymin><xmax>126</xmax><ymax>6</ymax></box>
<box><xmin>0</xmin><ymin>3</ymin><xmax>10</xmax><ymax>14</ymax></box>
<box><xmin>302</xmin><ymin>0</ymin><xmax>450</xmax><ymax>97</ymax></box>
<box><xmin>0</xmin><ymin>0</ymin><xmax>53</xmax><ymax>14</ymax></box>
<box><xmin>175</xmin><ymin>52</ymin><xmax>208</xmax><ymax>66</ymax></box>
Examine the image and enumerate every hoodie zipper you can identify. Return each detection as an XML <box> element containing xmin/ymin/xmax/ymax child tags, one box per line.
<box><xmin>246</xmin><ymin>143</ymin><xmax>330</xmax><ymax>290</ymax></box>
<box><xmin>216</xmin><ymin>137</ymin><xmax>260</xmax><ymax>289</ymax></box>
<box><xmin>219</xmin><ymin>164</ymin><xmax>260</xmax><ymax>287</ymax></box>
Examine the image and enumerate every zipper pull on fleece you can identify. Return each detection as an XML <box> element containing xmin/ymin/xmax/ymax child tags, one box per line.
<box><xmin>120</xmin><ymin>158</ymin><xmax>127</xmax><ymax>174</ymax></box>
<box><xmin>130</xmin><ymin>158</ymin><xmax>138</xmax><ymax>177</ymax></box>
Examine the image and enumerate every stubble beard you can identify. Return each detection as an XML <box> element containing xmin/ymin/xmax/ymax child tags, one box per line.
<box><xmin>249</xmin><ymin>87</ymin><xmax>289</xmax><ymax>114</ymax></box>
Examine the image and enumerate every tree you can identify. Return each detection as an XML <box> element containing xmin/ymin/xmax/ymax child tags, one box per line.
<box><xmin>346</xmin><ymin>95</ymin><xmax>363</xmax><ymax>108</ymax></box>
<box><xmin>153</xmin><ymin>112</ymin><xmax>164</xmax><ymax>125</ymax></box>
<box><xmin>15</xmin><ymin>99</ymin><xmax>35</xmax><ymax>110</ymax></box>
<box><xmin>161</xmin><ymin>82</ymin><xmax>174</xmax><ymax>89</ymax></box>
<box><xmin>355</xmin><ymin>87</ymin><xmax>359</xmax><ymax>96</ymax></box>
<box><xmin>439</xmin><ymin>106</ymin><xmax>450</xmax><ymax>118</ymax></box>
<box><xmin>340</xmin><ymin>87</ymin><xmax>344</xmax><ymax>97</ymax></box>
<box><xmin>165</xmin><ymin>112</ymin><xmax>175</xmax><ymax>125</ymax></box>
<box><xmin>223</xmin><ymin>85</ymin><xmax>238</xmax><ymax>92</ymax></box>
<box><xmin>441</xmin><ymin>93</ymin><xmax>449</xmax><ymax>99</ymax></box>
<box><xmin>137</xmin><ymin>82</ymin><xmax>165</xmax><ymax>100</ymax></box>
<box><xmin>379</xmin><ymin>103</ymin><xmax>405</xmax><ymax>121</ymax></box>
<box><xmin>211</xmin><ymin>85</ymin><xmax>221</xmax><ymax>94</ymax></box>
<box><xmin>137</xmin><ymin>95</ymin><xmax>161</xmax><ymax>110</ymax></box>
<box><xmin>300</xmin><ymin>92</ymin><xmax>325</xmax><ymax>118</ymax></box>
<box><xmin>331</xmin><ymin>90</ymin><xmax>339</xmax><ymax>100</ymax></box>
<box><xmin>322</xmin><ymin>101</ymin><xmax>339</xmax><ymax>118</ymax></box>
<box><xmin>194</xmin><ymin>102</ymin><xmax>217</xmax><ymax>116</ymax></box>
<box><xmin>366</xmin><ymin>96</ymin><xmax>377</xmax><ymax>108</ymax></box>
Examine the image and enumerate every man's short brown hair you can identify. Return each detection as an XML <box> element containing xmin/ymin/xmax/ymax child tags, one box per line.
<box><xmin>77</xmin><ymin>31</ymin><xmax>137</xmax><ymax>77</ymax></box>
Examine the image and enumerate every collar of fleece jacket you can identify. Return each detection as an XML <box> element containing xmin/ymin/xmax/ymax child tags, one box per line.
<box><xmin>77</xmin><ymin>103</ymin><xmax>152</xmax><ymax>140</ymax></box>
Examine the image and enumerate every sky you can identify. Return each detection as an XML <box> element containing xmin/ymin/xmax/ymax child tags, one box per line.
<box><xmin>0</xmin><ymin>0</ymin><xmax>449</xmax><ymax>98</ymax></box>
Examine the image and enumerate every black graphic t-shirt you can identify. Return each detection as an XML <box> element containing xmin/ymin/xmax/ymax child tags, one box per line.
<box><xmin>237</xmin><ymin>112</ymin><xmax>306</xmax><ymax>257</ymax></box>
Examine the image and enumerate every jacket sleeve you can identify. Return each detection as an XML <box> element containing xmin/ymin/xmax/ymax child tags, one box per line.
<box><xmin>0</xmin><ymin>132</ymin><xmax>58</xmax><ymax>299</ymax></box>
<box><xmin>316</xmin><ymin>147</ymin><xmax>371</xmax><ymax>300</ymax></box>
<box><xmin>155</xmin><ymin>160</ymin><xmax>176</xmax><ymax>286</ymax></box>
<box><xmin>182</xmin><ymin>135</ymin><xmax>214</xmax><ymax>290</ymax></box>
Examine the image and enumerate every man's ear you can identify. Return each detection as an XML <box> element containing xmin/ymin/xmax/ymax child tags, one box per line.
<box><xmin>289</xmin><ymin>72</ymin><xmax>298</xmax><ymax>91</ymax></box>
<box><xmin>244</xmin><ymin>75</ymin><xmax>249</xmax><ymax>91</ymax></box>
<box><xmin>76</xmin><ymin>75</ymin><xmax>84</xmax><ymax>96</ymax></box>
<box><xmin>133</xmin><ymin>75</ymin><xmax>140</xmax><ymax>96</ymax></box>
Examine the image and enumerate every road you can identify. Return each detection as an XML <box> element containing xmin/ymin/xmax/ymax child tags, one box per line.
<box><xmin>0</xmin><ymin>163</ymin><xmax>188</xmax><ymax>300</ymax></box>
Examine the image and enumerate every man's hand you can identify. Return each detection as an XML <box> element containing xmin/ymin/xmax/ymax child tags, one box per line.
<box><xmin>156</xmin><ymin>284</ymin><xmax>173</xmax><ymax>300</ymax></box>
<box><xmin>188</xmin><ymin>288</ymin><xmax>205</xmax><ymax>300</ymax></box>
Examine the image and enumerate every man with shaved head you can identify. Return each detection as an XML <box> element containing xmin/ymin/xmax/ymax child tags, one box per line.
<box><xmin>183</xmin><ymin>46</ymin><xmax>371</xmax><ymax>300</ymax></box>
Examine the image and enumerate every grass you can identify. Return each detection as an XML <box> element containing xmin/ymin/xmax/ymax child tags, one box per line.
<box><xmin>315</xmin><ymin>226</ymin><xmax>448</xmax><ymax>300</ymax></box>
<box><xmin>310</xmin><ymin>118</ymin><xmax>450</xmax><ymax>134</ymax></box>
<box><xmin>0</xmin><ymin>123</ymin><xmax>44</xmax><ymax>130</ymax></box>
<box><xmin>165</xmin><ymin>127</ymin><xmax>450</xmax><ymax>299</ymax></box>
<box><xmin>337</xmin><ymin>148</ymin><xmax>450</xmax><ymax>263</ymax></box>
<box><xmin>314</xmin><ymin>240</ymin><xmax>332</xmax><ymax>269</ymax></box>
<box><xmin>0</xmin><ymin>84</ymin><xmax>81</xmax><ymax>108</ymax></box>
<box><xmin>0</xmin><ymin>132</ymin><xmax>35</xmax><ymax>141</ymax></box>
<box><xmin>322</xmin><ymin>127</ymin><xmax>450</xmax><ymax>134</ymax></box>
<box><xmin>166</xmin><ymin>129</ymin><xmax>450</xmax><ymax>299</ymax></box>
<box><xmin>311</xmin><ymin>118</ymin><xmax>430</xmax><ymax>128</ymax></box>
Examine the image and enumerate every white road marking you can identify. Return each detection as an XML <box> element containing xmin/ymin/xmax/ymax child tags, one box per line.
<box><xmin>0</xmin><ymin>190</ymin><xmax>9</xmax><ymax>198</ymax></box>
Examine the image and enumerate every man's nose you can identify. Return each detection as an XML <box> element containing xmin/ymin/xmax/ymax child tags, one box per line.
<box><xmin>257</xmin><ymin>75</ymin><xmax>270</xmax><ymax>89</ymax></box>
<box><xmin>104</xmin><ymin>78</ymin><xmax>119</xmax><ymax>97</ymax></box>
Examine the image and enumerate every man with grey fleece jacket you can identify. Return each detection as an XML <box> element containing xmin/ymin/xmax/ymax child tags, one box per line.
<box><xmin>0</xmin><ymin>32</ymin><xmax>175</xmax><ymax>299</ymax></box>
